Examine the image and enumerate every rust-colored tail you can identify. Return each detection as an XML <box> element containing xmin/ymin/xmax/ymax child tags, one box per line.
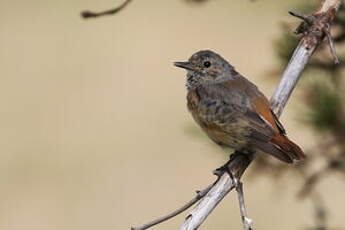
<box><xmin>271</xmin><ymin>134</ymin><xmax>306</xmax><ymax>161</ymax></box>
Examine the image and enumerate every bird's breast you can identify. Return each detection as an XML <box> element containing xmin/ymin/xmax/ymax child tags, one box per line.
<box><xmin>186</xmin><ymin>88</ymin><xmax>251</xmax><ymax>149</ymax></box>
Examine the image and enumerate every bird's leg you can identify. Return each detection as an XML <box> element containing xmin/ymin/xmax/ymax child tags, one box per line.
<box><xmin>233</xmin><ymin>177</ymin><xmax>253</xmax><ymax>230</ymax></box>
<box><xmin>212</xmin><ymin>150</ymin><xmax>253</xmax><ymax>229</ymax></box>
<box><xmin>213</xmin><ymin>150</ymin><xmax>250</xmax><ymax>176</ymax></box>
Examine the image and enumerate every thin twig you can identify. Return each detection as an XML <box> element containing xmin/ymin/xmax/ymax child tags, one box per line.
<box><xmin>81</xmin><ymin>0</ymin><xmax>132</xmax><ymax>19</ymax></box>
<box><xmin>131</xmin><ymin>183</ymin><xmax>214</xmax><ymax>230</ymax></box>
<box><xmin>324</xmin><ymin>27</ymin><xmax>340</xmax><ymax>64</ymax></box>
<box><xmin>235</xmin><ymin>180</ymin><xmax>253</xmax><ymax>230</ymax></box>
<box><xmin>289</xmin><ymin>11</ymin><xmax>314</xmax><ymax>25</ymax></box>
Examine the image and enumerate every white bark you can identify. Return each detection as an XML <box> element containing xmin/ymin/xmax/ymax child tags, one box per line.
<box><xmin>270</xmin><ymin>45</ymin><xmax>314</xmax><ymax>117</ymax></box>
<box><xmin>179</xmin><ymin>174</ymin><xmax>235</xmax><ymax>230</ymax></box>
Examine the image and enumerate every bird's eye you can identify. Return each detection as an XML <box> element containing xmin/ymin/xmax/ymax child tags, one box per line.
<box><xmin>203</xmin><ymin>61</ymin><xmax>211</xmax><ymax>68</ymax></box>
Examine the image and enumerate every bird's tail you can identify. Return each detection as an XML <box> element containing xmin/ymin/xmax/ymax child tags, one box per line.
<box><xmin>271</xmin><ymin>134</ymin><xmax>305</xmax><ymax>161</ymax></box>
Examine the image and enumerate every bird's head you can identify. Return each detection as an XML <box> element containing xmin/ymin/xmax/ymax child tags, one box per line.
<box><xmin>174</xmin><ymin>50</ymin><xmax>235</xmax><ymax>89</ymax></box>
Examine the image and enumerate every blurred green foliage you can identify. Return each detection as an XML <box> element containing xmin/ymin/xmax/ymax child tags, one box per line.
<box><xmin>306</xmin><ymin>82</ymin><xmax>344</xmax><ymax>133</ymax></box>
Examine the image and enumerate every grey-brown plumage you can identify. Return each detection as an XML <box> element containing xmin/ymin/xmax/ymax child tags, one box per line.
<box><xmin>174</xmin><ymin>50</ymin><xmax>305</xmax><ymax>163</ymax></box>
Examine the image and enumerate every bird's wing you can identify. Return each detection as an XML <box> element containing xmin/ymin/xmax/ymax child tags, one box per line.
<box><xmin>190</xmin><ymin>80</ymin><xmax>276</xmax><ymax>141</ymax></box>
<box><xmin>196</xmin><ymin>78</ymin><xmax>294</xmax><ymax>163</ymax></box>
<box><xmin>209</xmin><ymin>78</ymin><xmax>281</xmax><ymax>138</ymax></box>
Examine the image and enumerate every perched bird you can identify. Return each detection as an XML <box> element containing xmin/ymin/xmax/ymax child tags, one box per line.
<box><xmin>174</xmin><ymin>50</ymin><xmax>305</xmax><ymax>163</ymax></box>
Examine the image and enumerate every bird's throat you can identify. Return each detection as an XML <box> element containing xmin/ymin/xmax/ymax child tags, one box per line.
<box><xmin>186</xmin><ymin>73</ymin><xmax>201</xmax><ymax>90</ymax></box>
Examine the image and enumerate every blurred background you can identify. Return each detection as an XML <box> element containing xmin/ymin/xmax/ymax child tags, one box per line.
<box><xmin>1</xmin><ymin>0</ymin><xmax>344</xmax><ymax>229</ymax></box>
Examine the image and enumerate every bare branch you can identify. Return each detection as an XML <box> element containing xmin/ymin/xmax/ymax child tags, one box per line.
<box><xmin>131</xmin><ymin>183</ymin><xmax>214</xmax><ymax>230</ymax></box>
<box><xmin>235</xmin><ymin>180</ymin><xmax>253</xmax><ymax>230</ymax></box>
<box><xmin>271</xmin><ymin>0</ymin><xmax>342</xmax><ymax>116</ymax></box>
<box><xmin>179</xmin><ymin>1</ymin><xmax>343</xmax><ymax>230</ymax></box>
<box><xmin>81</xmin><ymin>0</ymin><xmax>132</xmax><ymax>19</ymax></box>
<box><xmin>179</xmin><ymin>152</ymin><xmax>253</xmax><ymax>230</ymax></box>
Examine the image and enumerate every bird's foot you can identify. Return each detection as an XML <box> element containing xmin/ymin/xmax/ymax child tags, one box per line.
<box><xmin>213</xmin><ymin>165</ymin><xmax>228</xmax><ymax>177</ymax></box>
<box><xmin>212</xmin><ymin>152</ymin><xmax>237</xmax><ymax>177</ymax></box>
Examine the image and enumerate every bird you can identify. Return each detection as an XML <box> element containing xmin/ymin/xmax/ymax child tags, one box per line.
<box><xmin>174</xmin><ymin>50</ymin><xmax>305</xmax><ymax>163</ymax></box>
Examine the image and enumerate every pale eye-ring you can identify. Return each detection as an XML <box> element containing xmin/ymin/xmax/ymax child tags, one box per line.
<box><xmin>203</xmin><ymin>61</ymin><xmax>211</xmax><ymax>68</ymax></box>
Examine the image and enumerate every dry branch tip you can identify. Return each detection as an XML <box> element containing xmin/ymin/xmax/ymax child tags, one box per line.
<box><xmin>81</xmin><ymin>0</ymin><xmax>132</xmax><ymax>19</ymax></box>
<box><xmin>289</xmin><ymin>11</ymin><xmax>314</xmax><ymax>25</ymax></box>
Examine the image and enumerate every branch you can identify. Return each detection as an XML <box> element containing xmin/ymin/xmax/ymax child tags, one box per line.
<box><xmin>271</xmin><ymin>0</ymin><xmax>342</xmax><ymax>116</ymax></box>
<box><xmin>235</xmin><ymin>181</ymin><xmax>253</xmax><ymax>230</ymax></box>
<box><xmin>81</xmin><ymin>0</ymin><xmax>132</xmax><ymax>19</ymax></box>
<box><xmin>179</xmin><ymin>152</ymin><xmax>253</xmax><ymax>230</ymax></box>
<box><xmin>179</xmin><ymin>1</ymin><xmax>343</xmax><ymax>230</ymax></box>
<box><xmin>131</xmin><ymin>183</ymin><xmax>214</xmax><ymax>230</ymax></box>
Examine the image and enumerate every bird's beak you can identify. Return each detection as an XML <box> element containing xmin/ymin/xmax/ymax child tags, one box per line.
<box><xmin>174</xmin><ymin>61</ymin><xmax>194</xmax><ymax>71</ymax></box>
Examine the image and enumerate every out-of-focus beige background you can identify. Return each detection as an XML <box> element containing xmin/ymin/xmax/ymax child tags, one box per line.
<box><xmin>1</xmin><ymin>0</ymin><xmax>344</xmax><ymax>229</ymax></box>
